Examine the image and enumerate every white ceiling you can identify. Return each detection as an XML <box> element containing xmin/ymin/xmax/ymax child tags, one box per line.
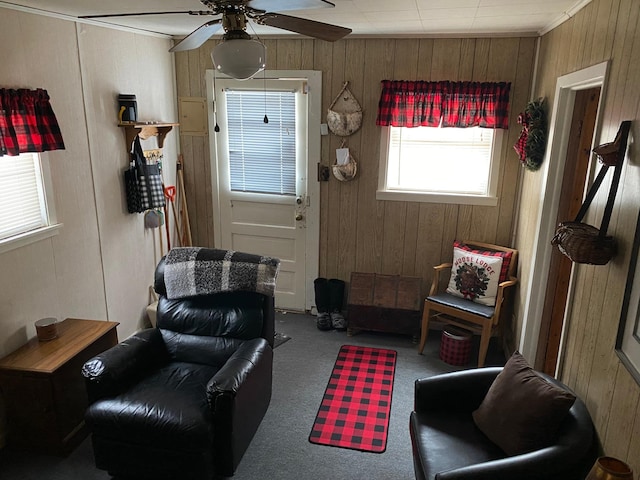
<box><xmin>2</xmin><ymin>0</ymin><xmax>590</xmax><ymax>39</ymax></box>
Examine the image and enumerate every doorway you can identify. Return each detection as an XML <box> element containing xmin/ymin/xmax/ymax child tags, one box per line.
<box><xmin>519</xmin><ymin>61</ymin><xmax>609</xmax><ymax>374</ymax></box>
<box><xmin>536</xmin><ymin>87</ymin><xmax>601</xmax><ymax>374</ymax></box>
<box><xmin>206</xmin><ymin>70</ymin><xmax>322</xmax><ymax>312</ymax></box>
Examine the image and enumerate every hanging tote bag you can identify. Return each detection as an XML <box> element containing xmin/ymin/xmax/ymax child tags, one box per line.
<box><xmin>124</xmin><ymin>155</ymin><xmax>144</xmax><ymax>214</ymax></box>
<box><xmin>551</xmin><ymin>121</ymin><xmax>631</xmax><ymax>265</ymax></box>
<box><xmin>124</xmin><ymin>136</ymin><xmax>166</xmax><ymax>213</ymax></box>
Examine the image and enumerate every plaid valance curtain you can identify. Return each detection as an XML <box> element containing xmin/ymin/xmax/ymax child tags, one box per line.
<box><xmin>376</xmin><ymin>80</ymin><xmax>511</xmax><ymax>129</ymax></box>
<box><xmin>0</xmin><ymin>88</ymin><xmax>65</xmax><ymax>156</ymax></box>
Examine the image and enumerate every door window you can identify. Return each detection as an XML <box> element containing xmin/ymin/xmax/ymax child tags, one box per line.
<box><xmin>224</xmin><ymin>89</ymin><xmax>297</xmax><ymax>196</ymax></box>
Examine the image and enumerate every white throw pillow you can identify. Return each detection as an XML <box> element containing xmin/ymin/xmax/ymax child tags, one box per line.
<box><xmin>446</xmin><ymin>246</ymin><xmax>504</xmax><ymax>306</ymax></box>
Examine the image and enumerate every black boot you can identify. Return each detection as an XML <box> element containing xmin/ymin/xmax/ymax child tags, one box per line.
<box><xmin>328</xmin><ymin>279</ymin><xmax>346</xmax><ymax>331</ymax></box>
<box><xmin>314</xmin><ymin>278</ymin><xmax>332</xmax><ymax>331</ymax></box>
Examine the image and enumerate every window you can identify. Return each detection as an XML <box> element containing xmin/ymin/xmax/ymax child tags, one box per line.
<box><xmin>0</xmin><ymin>152</ymin><xmax>59</xmax><ymax>252</ymax></box>
<box><xmin>375</xmin><ymin>80</ymin><xmax>510</xmax><ymax>206</ymax></box>
<box><xmin>378</xmin><ymin>125</ymin><xmax>503</xmax><ymax>205</ymax></box>
<box><xmin>224</xmin><ymin>89</ymin><xmax>296</xmax><ymax>196</ymax></box>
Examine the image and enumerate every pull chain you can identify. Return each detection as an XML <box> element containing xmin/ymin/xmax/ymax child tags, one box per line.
<box><xmin>263</xmin><ymin>67</ymin><xmax>269</xmax><ymax>124</ymax></box>
<box><xmin>213</xmin><ymin>68</ymin><xmax>220</xmax><ymax>132</ymax></box>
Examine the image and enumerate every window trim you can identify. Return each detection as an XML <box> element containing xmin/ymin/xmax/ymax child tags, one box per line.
<box><xmin>0</xmin><ymin>152</ymin><xmax>62</xmax><ymax>254</ymax></box>
<box><xmin>376</xmin><ymin>126</ymin><xmax>503</xmax><ymax>206</ymax></box>
<box><xmin>0</xmin><ymin>224</ymin><xmax>62</xmax><ymax>255</ymax></box>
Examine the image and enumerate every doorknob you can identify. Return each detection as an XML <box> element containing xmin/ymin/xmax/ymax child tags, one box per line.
<box><xmin>295</xmin><ymin>213</ymin><xmax>304</xmax><ymax>221</ymax></box>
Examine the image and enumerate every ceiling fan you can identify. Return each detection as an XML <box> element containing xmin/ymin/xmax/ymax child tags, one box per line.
<box><xmin>80</xmin><ymin>0</ymin><xmax>352</xmax><ymax>52</ymax></box>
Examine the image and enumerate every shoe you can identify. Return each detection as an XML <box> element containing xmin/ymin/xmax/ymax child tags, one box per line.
<box><xmin>330</xmin><ymin>311</ymin><xmax>346</xmax><ymax>331</ymax></box>
<box><xmin>316</xmin><ymin>312</ymin><xmax>332</xmax><ymax>331</ymax></box>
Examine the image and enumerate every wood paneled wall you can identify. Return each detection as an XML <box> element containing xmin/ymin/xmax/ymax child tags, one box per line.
<box><xmin>175</xmin><ymin>37</ymin><xmax>535</xmax><ymax>306</ymax></box>
<box><xmin>516</xmin><ymin>0</ymin><xmax>640</xmax><ymax>470</ymax></box>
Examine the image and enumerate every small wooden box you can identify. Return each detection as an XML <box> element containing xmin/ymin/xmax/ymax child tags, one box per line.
<box><xmin>347</xmin><ymin>273</ymin><xmax>422</xmax><ymax>340</ymax></box>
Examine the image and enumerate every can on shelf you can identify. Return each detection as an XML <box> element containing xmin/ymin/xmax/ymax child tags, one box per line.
<box><xmin>118</xmin><ymin>94</ymin><xmax>138</xmax><ymax>123</ymax></box>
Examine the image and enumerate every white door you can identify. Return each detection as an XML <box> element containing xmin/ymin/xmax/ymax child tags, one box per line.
<box><xmin>207</xmin><ymin>71</ymin><xmax>321</xmax><ymax>311</ymax></box>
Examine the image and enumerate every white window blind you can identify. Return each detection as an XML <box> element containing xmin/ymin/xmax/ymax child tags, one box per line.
<box><xmin>0</xmin><ymin>153</ymin><xmax>48</xmax><ymax>241</ymax></box>
<box><xmin>225</xmin><ymin>89</ymin><xmax>296</xmax><ymax>195</ymax></box>
<box><xmin>387</xmin><ymin>126</ymin><xmax>495</xmax><ymax>195</ymax></box>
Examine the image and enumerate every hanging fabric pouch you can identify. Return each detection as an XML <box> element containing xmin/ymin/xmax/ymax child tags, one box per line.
<box><xmin>551</xmin><ymin>121</ymin><xmax>631</xmax><ymax>265</ymax></box>
<box><xmin>134</xmin><ymin>135</ymin><xmax>165</xmax><ymax>211</ymax></box>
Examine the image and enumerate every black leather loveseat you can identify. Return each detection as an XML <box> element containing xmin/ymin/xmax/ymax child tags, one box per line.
<box><xmin>410</xmin><ymin>365</ymin><xmax>598</xmax><ymax>480</ymax></box>
<box><xmin>82</xmin><ymin>255</ymin><xmax>275</xmax><ymax>479</ymax></box>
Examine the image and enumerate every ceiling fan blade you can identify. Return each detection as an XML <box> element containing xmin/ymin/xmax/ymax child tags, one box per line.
<box><xmin>248</xmin><ymin>0</ymin><xmax>335</xmax><ymax>12</ymax></box>
<box><xmin>79</xmin><ymin>11</ymin><xmax>198</xmax><ymax>19</ymax></box>
<box><xmin>255</xmin><ymin>13</ymin><xmax>351</xmax><ymax>42</ymax></box>
<box><xmin>170</xmin><ymin>20</ymin><xmax>223</xmax><ymax>52</ymax></box>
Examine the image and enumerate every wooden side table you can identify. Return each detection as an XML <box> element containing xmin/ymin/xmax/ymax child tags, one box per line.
<box><xmin>0</xmin><ymin>318</ymin><xmax>119</xmax><ymax>455</ymax></box>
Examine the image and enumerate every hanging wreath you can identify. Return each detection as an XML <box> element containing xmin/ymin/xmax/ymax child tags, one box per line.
<box><xmin>514</xmin><ymin>98</ymin><xmax>547</xmax><ymax>171</ymax></box>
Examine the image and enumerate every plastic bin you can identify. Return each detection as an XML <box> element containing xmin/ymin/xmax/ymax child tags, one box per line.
<box><xmin>439</xmin><ymin>327</ymin><xmax>472</xmax><ymax>366</ymax></box>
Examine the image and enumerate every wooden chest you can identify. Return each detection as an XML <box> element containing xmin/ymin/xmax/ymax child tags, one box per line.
<box><xmin>347</xmin><ymin>272</ymin><xmax>423</xmax><ymax>340</ymax></box>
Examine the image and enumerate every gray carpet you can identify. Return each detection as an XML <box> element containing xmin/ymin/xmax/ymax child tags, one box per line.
<box><xmin>0</xmin><ymin>311</ymin><xmax>505</xmax><ymax>480</ymax></box>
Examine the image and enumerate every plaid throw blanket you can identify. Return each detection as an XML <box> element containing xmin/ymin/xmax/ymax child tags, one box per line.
<box><xmin>164</xmin><ymin>247</ymin><xmax>280</xmax><ymax>299</ymax></box>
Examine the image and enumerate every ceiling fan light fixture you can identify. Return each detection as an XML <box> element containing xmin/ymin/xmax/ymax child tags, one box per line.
<box><xmin>211</xmin><ymin>33</ymin><xmax>266</xmax><ymax>80</ymax></box>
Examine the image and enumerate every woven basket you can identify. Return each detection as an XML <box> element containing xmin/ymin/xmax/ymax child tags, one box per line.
<box><xmin>551</xmin><ymin>122</ymin><xmax>630</xmax><ymax>266</ymax></box>
<box><xmin>551</xmin><ymin>221</ymin><xmax>616</xmax><ymax>265</ymax></box>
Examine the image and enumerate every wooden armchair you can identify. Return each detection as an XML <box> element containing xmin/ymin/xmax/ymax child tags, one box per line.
<box><xmin>418</xmin><ymin>241</ymin><xmax>518</xmax><ymax>367</ymax></box>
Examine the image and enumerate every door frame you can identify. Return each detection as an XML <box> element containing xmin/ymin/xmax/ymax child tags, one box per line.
<box><xmin>206</xmin><ymin>69</ymin><xmax>321</xmax><ymax>311</ymax></box>
<box><xmin>537</xmin><ymin>87</ymin><xmax>601</xmax><ymax>374</ymax></box>
<box><xmin>519</xmin><ymin>61</ymin><xmax>609</xmax><ymax>373</ymax></box>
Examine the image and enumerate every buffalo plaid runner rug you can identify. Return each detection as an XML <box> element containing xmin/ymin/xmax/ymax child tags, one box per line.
<box><xmin>309</xmin><ymin>345</ymin><xmax>397</xmax><ymax>453</ymax></box>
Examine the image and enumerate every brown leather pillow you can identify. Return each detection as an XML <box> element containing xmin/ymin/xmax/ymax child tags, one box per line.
<box><xmin>472</xmin><ymin>351</ymin><xmax>576</xmax><ymax>455</ymax></box>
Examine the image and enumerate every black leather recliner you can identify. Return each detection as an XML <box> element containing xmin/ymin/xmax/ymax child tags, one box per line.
<box><xmin>409</xmin><ymin>368</ymin><xmax>598</xmax><ymax>480</ymax></box>
<box><xmin>82</xmin><ymin>257</ymin><xmax>275</xmax><ymax>480</ymax></box>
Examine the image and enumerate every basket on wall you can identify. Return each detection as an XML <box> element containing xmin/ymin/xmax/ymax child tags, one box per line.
<box><xmin>551</xmin><ymin>121</ymin><xmax>631</xmax><ymax>265</ymax></box>
<box><xmin>327</xmin><ymin>81</ymin><xmax>362</xmax><ymax>137</ymax></box>
<box><xmin>331</xmin><ymin>142</ymin><xmax>358</xmax><ymax>182</ymax></box>
<box><xmin>332</xmin><ymin>154</ymin><xmax>357</xmax><ymax>181</ymax></box>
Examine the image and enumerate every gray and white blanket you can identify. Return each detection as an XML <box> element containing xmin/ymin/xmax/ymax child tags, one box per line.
<box><xmin>164</xmin><ymin>247</ymin><xmax>280</xmax><ymax>299</ymax></box>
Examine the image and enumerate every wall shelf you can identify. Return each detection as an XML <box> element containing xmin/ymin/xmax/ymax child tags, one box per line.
<box><xmin>118</xmin><ymin>122</ymin><xmax>179</xmax><ymax>149</ymax></box>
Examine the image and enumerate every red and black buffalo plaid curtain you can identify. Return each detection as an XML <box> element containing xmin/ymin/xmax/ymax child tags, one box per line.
<box><xmin>375</xmin><ymin>80</ymin><xmax>448</xmax><ymax>127</ymax></box>
<box><xmin>376</xmin><ymin>80</ymin><xmax>511</xmax><ymax>129</ymax></box>
<box><xmin>0</xmin><ymin>88</ymin><xmax>65</xmax><ymax>156</ymax></box>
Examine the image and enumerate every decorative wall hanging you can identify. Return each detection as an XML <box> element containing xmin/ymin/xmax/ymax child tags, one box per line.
<box><xmin>327</xmin><ymin>81</ymin><xmax>362</xmax><ymax>137</ymax></box>
<box><xmin>514</xmin><ymin>97</ymin><xmax>547</xmax><ymax>171</ymax></box>
<box><xmin>551</xmin><ymin>121</ymin><xmax>631</xmax><ymax>265</ymax></box>
<box><xmin>616</xmin><ymin>201</ymin><xmax>640</xmax><ymax>387</ymax></box>
<box><xmin>332</xmin><ymin>141</ymin><xmax>357</xmax><ymax>182</ymax></box>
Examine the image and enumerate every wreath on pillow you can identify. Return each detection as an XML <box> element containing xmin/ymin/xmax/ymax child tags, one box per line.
<box><xmin>514</xmin><ymin>98</ymin><xmax>547</xmax><ymax>171</ymax></box>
